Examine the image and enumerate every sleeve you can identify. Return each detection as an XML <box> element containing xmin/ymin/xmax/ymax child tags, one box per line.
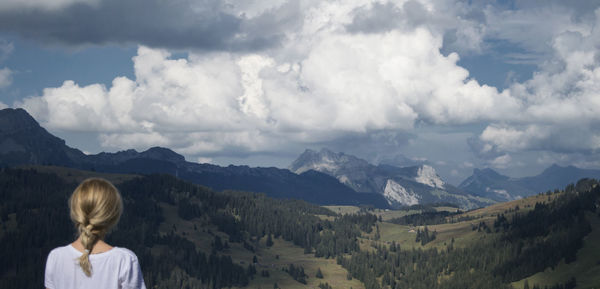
<box><xmin>121</xmin><ymin>256</ymin><xmax>147</xmax><ymax>289</ymax></box>
<box><xmin>44</xmin><ymin>250</ymin><xmax>55</xmax><ymax>289</ymax></box>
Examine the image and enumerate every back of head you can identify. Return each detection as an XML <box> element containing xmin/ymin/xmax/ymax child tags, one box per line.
<box><xmin>69</xmin><ymin>178</ymin><xmax>123</xmax><ymax>277</ymax></box>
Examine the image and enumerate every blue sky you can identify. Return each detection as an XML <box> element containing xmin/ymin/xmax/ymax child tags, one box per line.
<box><xmin>1</xmin><ymin>0</ymin><xmax>600</xmax><ymax>185</ymax></box>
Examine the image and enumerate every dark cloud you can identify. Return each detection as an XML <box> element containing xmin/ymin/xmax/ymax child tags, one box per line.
<box><xmin>0</xmin><ymin>0</ymin><xmax>284</xmax><ymax>51</ymax></box>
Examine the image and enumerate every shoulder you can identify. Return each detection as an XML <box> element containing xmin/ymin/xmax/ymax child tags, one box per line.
<box><xmin>47</xmin><ymin>245</ymin><xmax>74</xmax><ymax>259</ymax></box>
<box><xmin>46</xmin><ymin>245</ymin><xmax>76</xmax><ymax>272</ymax></box>
<box><xmin>112</xmin><ymin>247</ymin><xmax>145</xmax><ymax>285</ymax></box>
<box><xmin>49</xmin><ymin>244</ymin><xmax>71</xmax><ymax>253</ymax></box>
<box><xmin>111</xmin><ymin>247</ymin><xmax>140</xmax><ymax>263</ymax></box>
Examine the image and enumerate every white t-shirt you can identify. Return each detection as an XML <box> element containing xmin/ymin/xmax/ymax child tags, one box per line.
<box><xmin>44</xmin><ymin>244</ymin><xmax>146</xmax><ymax>289</ymax></box>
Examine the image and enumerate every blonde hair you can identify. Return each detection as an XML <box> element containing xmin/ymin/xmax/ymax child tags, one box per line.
<box><xmin>69</xmin><ymin>178</ymin><xmax>123</xmax><ymax>277</ymax></box>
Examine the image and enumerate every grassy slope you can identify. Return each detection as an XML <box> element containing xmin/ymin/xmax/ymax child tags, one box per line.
<box><xmin>328</xmin><ymin>205</ymin><xmax>484</xmax><ymax>250</ymax></box>
<box><xmin>243</xmin><ymin>237</ymin><xmax>365</xmax><ymax>289</ymax></box>
<box><xmin>458</xmin><ymin>193</ymin><xmax>559</xmax><ymax>219</ymax></box>
<box><xmin>324</xmin><ymin>205</ymin><xmax>429</xmax><ymax>221</ymax></box>
<box><xmin>374</xmin><ymin>192</ymin><xmax>600</xmax><ymax>288</ymax></box>
<box><xmin>160</xmin><ymin>202</ymin><xmax>365</xmax><ymax>289</ymax></box>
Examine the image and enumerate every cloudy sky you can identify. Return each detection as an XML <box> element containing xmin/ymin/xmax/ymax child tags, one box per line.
<box><xmin>1</xmin><ymin>0</ymin><xmax>599</xmax><ymax>184</ymax></box>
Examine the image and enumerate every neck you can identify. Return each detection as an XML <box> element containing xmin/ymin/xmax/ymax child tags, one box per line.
<box><xmin>72</xmin><ymin>236</ymin><xmax>113</xmax><ymax>254</ymax></box>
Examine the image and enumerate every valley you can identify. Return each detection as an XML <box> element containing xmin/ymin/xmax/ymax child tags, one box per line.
<box><xmin>1</xmin><ymin>165</ymin><xmax>599</xmax><ymax>288</ymax></box>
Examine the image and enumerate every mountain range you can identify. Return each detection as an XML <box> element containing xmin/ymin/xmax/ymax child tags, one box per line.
<box><xmin>289</xmin><ymin>148</ymin><xmax>494</xmax><ymax>209</ymax></box>
<box><xmin>459</xmin><ymin>165</ymin><xmax>600</xmax><ymax>201</ymax></box>
<box><xmin>2</xmin><ymin>107</ymin><xmax>600</xmax><ymax>209</ymax></box>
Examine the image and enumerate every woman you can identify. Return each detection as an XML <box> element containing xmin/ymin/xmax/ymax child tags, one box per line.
<box><xmin>44</xmin><ymin>178</ymin><xmax>146</xmax><ymax>289</ymax></box>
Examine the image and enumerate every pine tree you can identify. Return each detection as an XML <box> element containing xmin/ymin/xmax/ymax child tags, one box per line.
<box><xmin>316</xmin><ymin>267</ymin><xmax>324</xmax><ymax>278</ymax></box>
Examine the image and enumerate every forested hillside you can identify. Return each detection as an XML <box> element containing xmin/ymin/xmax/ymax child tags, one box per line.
<box><xmin>338</xmin><ymin>179</ymin><xmax>598</xmax><ymax>289</ymax></box>
<box><xmin>0</xmin><ymin>167</ymin><xmax>366</xmax><ymax>288</ymax></box>
<box><xmin>1</xmin><ymin>167</ymin><xmax>599</xmax><ymax>288</ymax></box>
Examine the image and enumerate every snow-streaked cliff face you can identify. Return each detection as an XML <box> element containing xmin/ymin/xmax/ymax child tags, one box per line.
<box><xmin>294</xmin><ymin>157</ymin><xmax>339</xmax><ymax>174</ymax></box>
<box><xmin>415</xmin><ymin>165</ymin><xmax>445</xmax><ymax>188</ymax></box>
<box><xmin>383</xmin><ymin>179</ymin><xmax>419</xmax><ymax>206</ymax></box>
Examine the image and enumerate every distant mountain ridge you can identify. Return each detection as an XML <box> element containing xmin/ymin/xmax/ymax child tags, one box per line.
<box><xmin>459</xmin><ymin>165</ymin><xmax>600</xmax><ymax>201</ymax></box>
<box><xmin>5</xmin><ymin>108</ymin><xmax>598</xmax><ymax>210</ymax></box>
<box><xmin>290</xmin><ymin>148</ymin><xmax>493</xmax><ymax>209</ymax></box>
<box><xmin>0</xmin><ymin>108</ymin><xmax>389</xmax><ymax>208</ymax></box>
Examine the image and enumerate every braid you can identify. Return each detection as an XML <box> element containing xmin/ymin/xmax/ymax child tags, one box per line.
<box><xmin>78</xmin><ymin>223</ymin><xmax>100</xmax><ymax>276</ymax></box>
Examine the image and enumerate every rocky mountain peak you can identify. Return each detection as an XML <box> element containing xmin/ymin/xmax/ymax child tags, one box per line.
<box><xmin>541</xmin><ymin>164</ymin><xmax>577</xmax><ymax>175</ymax></box>
<box><xmin>140</xmin><ymin>147</ymin><xmax>186</xmax><ymax>163</ymax></box>
<box><xmin>289</xmin><ymin>148</ymin><xmax>369</xmax><ymax>174</ymax></box>
<box><xmin>414</xmin><ymin>164</ymin><xmax>445</xmax><ymax>188</ymax></box>
<box><xmin>471</xmin><ymin>168</ymin><xmax>509</xmax><ymax>180</ymax></box>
